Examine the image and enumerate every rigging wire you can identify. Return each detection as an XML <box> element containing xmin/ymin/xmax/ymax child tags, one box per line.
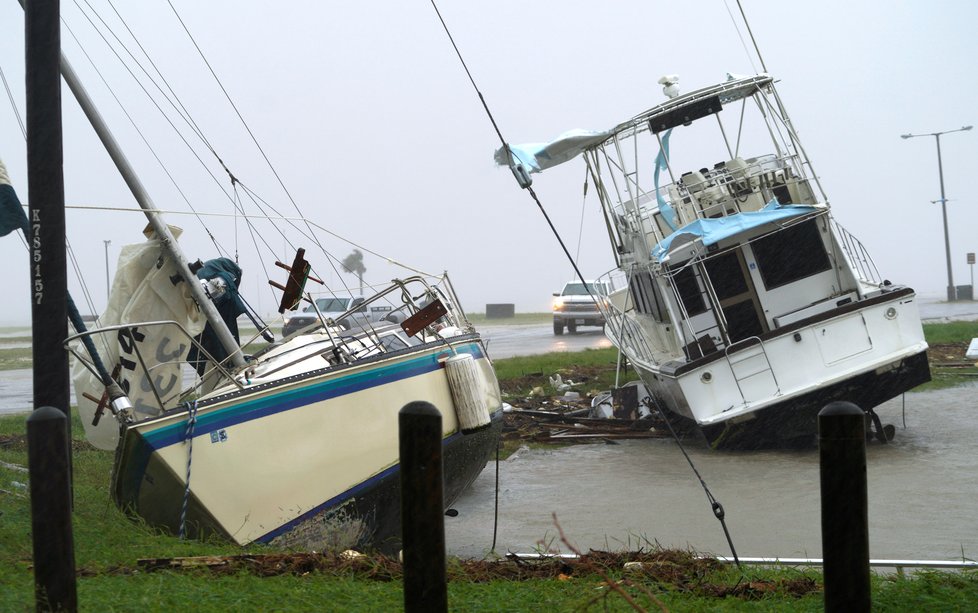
<box><xmin>103</xmin><ymin>0</ymin><xmax>220</xmax><ymax>159</ymax></box>
<box><xmin>3</xmin><ymin>52</ymin><xmax>112</xmax><ymax>359</ymax></box>
<box><xmin>0</xmin><ymin>63</ymin><xmax>26</xmax><ymax>136</ymax></box>
<box><xmin>721</xmin><ymin>0</ymin><xmax>759</xmax><ymax>74</ymax></box>
<box><xmin>69</xmin><ymin>1</ymin><xmax>349</xmax><ymax>302</ymax></box>
<box><xmin>733</xmin><ymin>0</ymin><xmax>768</xmax><ymax>73</ymax></box>
<box><xmin>427</xmin><ymin>0</ymin><xmax>595</xmax><ymax>300</ymax></box>
<box><xmin>574</xmin><ymin>170</ymin><xmax>589</xmax><ymax>265</ymax></box>
<box><xmin>429</xmin><ymin>0</ymin><xmax>741</xmax><ymax>564</ymax></box>
<box><xmin>65</xmin><ymin>3</ymin><xmax>228</xmax><ymax>254</ymax></box>
<box><xmin>645</xmin><ymin>394</ymin><xmax>740</xmax><ymax>567</ymax></box>
<box><xmin>163</xmin><ymin>0</ymin><xmax>338</xmax><ymax>279</ymax></box>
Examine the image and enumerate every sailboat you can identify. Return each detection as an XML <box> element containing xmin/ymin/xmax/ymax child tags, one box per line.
<box><xmin>3</xmin><ymin>18</ymin><xmax>502</xmax><ymax>553</ymax></box>
<box><xmin>499</xmin><ymin>74</ymin><xmax>930</xmax><ymax>448</ymax></box>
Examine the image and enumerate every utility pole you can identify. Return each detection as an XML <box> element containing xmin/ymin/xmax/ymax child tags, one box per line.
<box><xmin>901</xmin><ymin>126</ymin><xmax>973</xmax><ymax>302</ymax></box>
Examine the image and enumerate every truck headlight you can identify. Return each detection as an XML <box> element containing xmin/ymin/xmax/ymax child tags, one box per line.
<box><xmin>553</xmin><ymin>297</ymin><xmax>564</xmax><ymax>312</ymax></box>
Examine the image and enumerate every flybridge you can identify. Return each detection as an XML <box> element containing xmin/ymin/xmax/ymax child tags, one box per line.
<box><xmin>614</xmin><ymin>74</ymin><xmax>776</xmax><ymax>139</ymax></box>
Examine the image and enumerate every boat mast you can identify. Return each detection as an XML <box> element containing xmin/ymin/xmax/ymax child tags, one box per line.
<box><xmin>56</xmin><ymin>56</ymin><xmax>246</xmax><ymax>368</ymax></box>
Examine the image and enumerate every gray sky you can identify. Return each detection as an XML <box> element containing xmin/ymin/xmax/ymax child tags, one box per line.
<box><xmin>1</xmin><ymin>1</ymin><xmax>976</xmax><ymax>326</ymax></box>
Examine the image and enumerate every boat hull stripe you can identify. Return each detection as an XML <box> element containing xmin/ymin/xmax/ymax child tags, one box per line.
<box><xmin>142</xmin><ymin>342</ymin><xmax>484</xmax><ymax>450</ymax></box>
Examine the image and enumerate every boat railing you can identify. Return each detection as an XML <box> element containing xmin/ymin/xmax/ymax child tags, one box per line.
<box><xmin>830</xmin><ymin>218</ymin><xmax>882</xmax><ymax>286</ymax></box>
<box><xmin>284</xmin><ymin>275</ymin><xmax>469</xmax><ymax>342</ymax></box>
<box><xmin>597</xmin><ymin>270</ymin><xmax>659</xmax><ymax>365</ymax></box>
<box><xmin>66</xmin><ymin>319</ymin><xmax>243</xmax><ymax>415</ymax></box>
<box><xmin>607</xmin><ymin>151</ymin><xmax>817</xmax><ymax>249</ymax></box>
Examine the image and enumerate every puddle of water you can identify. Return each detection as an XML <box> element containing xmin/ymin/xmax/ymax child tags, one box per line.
<box><xmin>446</xmin><ymin>385</ymin><xmax>978</xmax><ymax>561</ymax></box>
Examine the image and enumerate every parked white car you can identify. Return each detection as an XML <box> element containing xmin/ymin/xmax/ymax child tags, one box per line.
<box><xmin>283</xmin><ymin>296</ymin><xmax>403</xmax><ymax>336</ymax></box>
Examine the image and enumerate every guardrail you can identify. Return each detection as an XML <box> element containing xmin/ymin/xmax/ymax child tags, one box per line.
<box><xmin>510</xmin><ymin>552</ymin><xmax>978</xmax><ymax>577</ymax></box>
<box><xmin>715</xmin><ymin>556</ymin><xmax>978</xmax><ymax>578</ymax></box>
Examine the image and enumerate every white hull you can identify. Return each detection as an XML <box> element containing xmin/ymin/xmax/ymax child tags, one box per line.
<box><xmin>112</xmin><ymin>329</ymin><xmax>501</xmax><ymax>549</ymax></box>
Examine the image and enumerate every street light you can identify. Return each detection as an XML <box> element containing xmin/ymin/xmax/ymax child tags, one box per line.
<box><xmin>900</xmin><ymin>125</ymin><xmax>973</xmax><ymax>302</ymax></box>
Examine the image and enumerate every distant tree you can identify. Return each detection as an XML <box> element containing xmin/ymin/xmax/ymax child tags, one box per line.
<box><xmin>341</xmin><ymin>249</ymin><xmax>366</xmax><ymax>295</ymax></box>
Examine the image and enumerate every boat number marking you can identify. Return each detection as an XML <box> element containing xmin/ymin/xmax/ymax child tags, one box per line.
<box><xmin>116</xmin><ymin>327</ymin><xmax>188</xmax><ymax>414</ymax></box>
<box><xmin>32</xmin><ymin>210</ymin><xmax>42</xmax><ymax>304</ymax></box>
<box><xmin>210</xmin><ymin>429</ymin><xmax>228</xmax><ymax>444</ymax></box>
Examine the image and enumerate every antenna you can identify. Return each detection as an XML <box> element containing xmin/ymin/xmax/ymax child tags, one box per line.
<box><xmin>735</xmin><ymin>0</ymin><xmax>769</xmax><ymax>73</ymax></box>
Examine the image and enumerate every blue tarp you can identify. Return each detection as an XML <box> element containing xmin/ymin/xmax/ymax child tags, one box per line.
<box><xmin>651</xmin><ymin>200</ymin><xmax>820</xmax><ymax>262</ymax></box>
<box><xmin>493</xmin><ymin>129</ymin><xmax>612</xmax><ymax>174</ymax></box>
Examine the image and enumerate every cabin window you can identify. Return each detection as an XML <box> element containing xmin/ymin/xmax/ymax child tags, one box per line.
<box><xmin>671</xmin><ymin>266</ymin><xmax>708</xmax><ymax>316</ymax></box>
<box><xmin>629</xmin><ymin>271</ymin><xmax>668</xmax><ymax>322</ymax></box>
<box><xmin>751</xmin><ymin>219</ymin><xmax>831</xmax><ymax>290</ymax></box>
<box><xmin>704</xmin><ymin>249</ymin><xmax>749</xmax><ymax>301</ymax></box>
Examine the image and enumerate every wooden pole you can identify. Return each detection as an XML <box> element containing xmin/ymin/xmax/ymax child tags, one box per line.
<box><xmin>27</xmin><ymin>407</ymin><xmax>77</xmax><ymax>611</ymax></box>
<box><xmin>25</xmin><ymin>1</ymin><xmax>78</xmax><ymax>609</ymax></box>
<box><xmin>819</xmin><ymin>401</ymin><xmax>870</xmax><ymax>613</ymax></box>
<box><xmin>399</xmin><ymin>401</ymin><xmax>447</xmax><ymax>613</ymax></box>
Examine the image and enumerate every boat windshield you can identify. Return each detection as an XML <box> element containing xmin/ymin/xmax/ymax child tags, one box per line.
<box><xmin>307</xmin><ymin>298</ymin><xmax>351</xmax><ymax>312</ymax></box>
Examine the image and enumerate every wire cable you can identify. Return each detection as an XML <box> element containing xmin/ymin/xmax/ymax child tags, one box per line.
<box><xmin>429</xmin><ymin>0</ymin><xmax>741</xmax><ymax>564</ymax></box>
<box><xmin>644</xmin><ymin>395</ymin><xmax>740</xmax><ymax>566</ymax></box>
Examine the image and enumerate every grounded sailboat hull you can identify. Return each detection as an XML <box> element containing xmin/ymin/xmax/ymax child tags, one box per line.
<box><xmin>112</xmin><ymin>335</ymin><xmax>501</xmax><ymax>552</ymax></box>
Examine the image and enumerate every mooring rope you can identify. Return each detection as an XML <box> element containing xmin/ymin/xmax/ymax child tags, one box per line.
<box><xmin>178</xmin><ymin>399</ymin><xmax>199</xmax><ymax>540</ymax></box>
<box><xmin>643</xmin><ymin>395</ymin><xmax>740</xmax><ymax>566</ymax></box>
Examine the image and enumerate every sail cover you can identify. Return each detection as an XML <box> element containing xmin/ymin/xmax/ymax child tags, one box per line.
<box><xmin>651</xmin><ymin>201</ymin><xmax>822</xmax><ymax>262</ymax></box>
<box><xmin>493</xmin><ymin>129</ymin><xmax>611</xmax><ymax>173</ymax></box>
<box><xmin>0</xmin><ymin>159</ymin><xmax>29</xmax><ymax>237</ymax></box>
<box><xmin>73</xmin><ymin>226</ymin><xmax>205</xmax><ymax>450</ymax></box>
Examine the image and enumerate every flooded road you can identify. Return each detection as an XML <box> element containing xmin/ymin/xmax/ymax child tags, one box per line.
<box><xmin>481</xmin><ymin>325</ymin><xmax>611</xmax><ymax>360</ymax></box>
<box><xmin>445</xmin><ymin>386</ymin><xmax>978</xmax><ymax>560</ymax></box>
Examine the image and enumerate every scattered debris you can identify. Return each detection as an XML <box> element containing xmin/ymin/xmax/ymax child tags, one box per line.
<box><xmin>503</xmin><ymin>372</ymin><xmax>670</xmax><ymax>444</ymax></box>
<box><xmin>0</xmin><ymin>460</ymin><xmax>28</xmax><ymax>473</ymax></box>
<box><xmin>126</xmin><ymin>549</ymin><xmax>820</xmax><ymax>599</ymax></box>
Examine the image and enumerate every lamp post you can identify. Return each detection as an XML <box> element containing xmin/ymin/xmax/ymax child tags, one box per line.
<box><xmin>901</xmin><ymin>125</ymin><xmax>973</xmax><ymax>302</ymax></box>
<box><xmin>103</xmin><ymin>239</ymin><xmax>111</xmax><ymax>301</ymax></box>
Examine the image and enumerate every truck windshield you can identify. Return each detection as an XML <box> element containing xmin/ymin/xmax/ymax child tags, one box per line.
<box><xmin>562</xmin><ymin>283</ymin><xmax>607</xmax><ymax>296</ymax></box>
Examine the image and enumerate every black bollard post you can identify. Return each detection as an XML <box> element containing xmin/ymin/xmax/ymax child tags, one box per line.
<box><xmin>27</xmin><ymin>406</ymin><xmax>77</xmax><ymax>612</ymax></box>
<box><xmin>818</xmin><ymin>401</ymin><xmax>870</xmax><ymax>613</ymax></box>
<box><xmin>399</xmin><ymin>401</ymin><xmax>447</xmax><ymax>613</ymax></box>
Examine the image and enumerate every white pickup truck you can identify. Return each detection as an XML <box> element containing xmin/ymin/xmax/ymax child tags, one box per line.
<box><xmin>282</xmin><ymin>296</ymin><xmax>402</xmax><ymax>337</ymax></box>
<box><xmin>552</xmin><ymin>280</ymin><xmax>609</xmax><ymax>335</ymax></box>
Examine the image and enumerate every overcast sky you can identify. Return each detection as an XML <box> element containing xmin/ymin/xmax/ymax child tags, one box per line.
<box><xmin>1</xmin><ymin>1</ymin><xmax>976</xmax><ymax>326</ymax></box>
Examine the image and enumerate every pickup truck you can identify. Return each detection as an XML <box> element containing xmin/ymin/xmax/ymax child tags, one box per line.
<box><xmin>552</xmin><ymin>280</ymin><xmax>609</xmax><ymax>335</ymax></box>
<box><xmin>282</xmin><ymin>296</ymin><xmax>403</xmax><ymax>337</ymax></box>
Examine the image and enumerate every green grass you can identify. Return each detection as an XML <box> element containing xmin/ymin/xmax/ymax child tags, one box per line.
<box><xmin>922</xmin><ymin>320</ymin><xmax>978</xmax><ymax>345</ymax></box>
<box><xmin>0</xmin><ymin>346</ymin><xmax>32</xmax><ymax>371</ymax></box>
<box><xmin>3</xmin><ymin>409</ymin><xmax>978</xmax><ymax>610</ymax></box>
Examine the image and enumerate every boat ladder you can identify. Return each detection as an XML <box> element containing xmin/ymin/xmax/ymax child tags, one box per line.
<box><xmin>724</xmin><ymin>336</ymin><xmax>781</xmax><ymax>405</ymax></box>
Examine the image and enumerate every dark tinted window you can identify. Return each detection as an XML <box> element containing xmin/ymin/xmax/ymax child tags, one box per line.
<box><xmin>672</xmin><ymin>266</ymin><xmax>707</xmax><ymax>316</ymax></box>
<box><xmin>704</xmin><ymin>249</ymin><xmax>748</xmax><ymax>300</ymax></box>
<box><xmin>751</xmin><ymin>220</ymin><xmax>831</xmax><ymax>290</ymax></box>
